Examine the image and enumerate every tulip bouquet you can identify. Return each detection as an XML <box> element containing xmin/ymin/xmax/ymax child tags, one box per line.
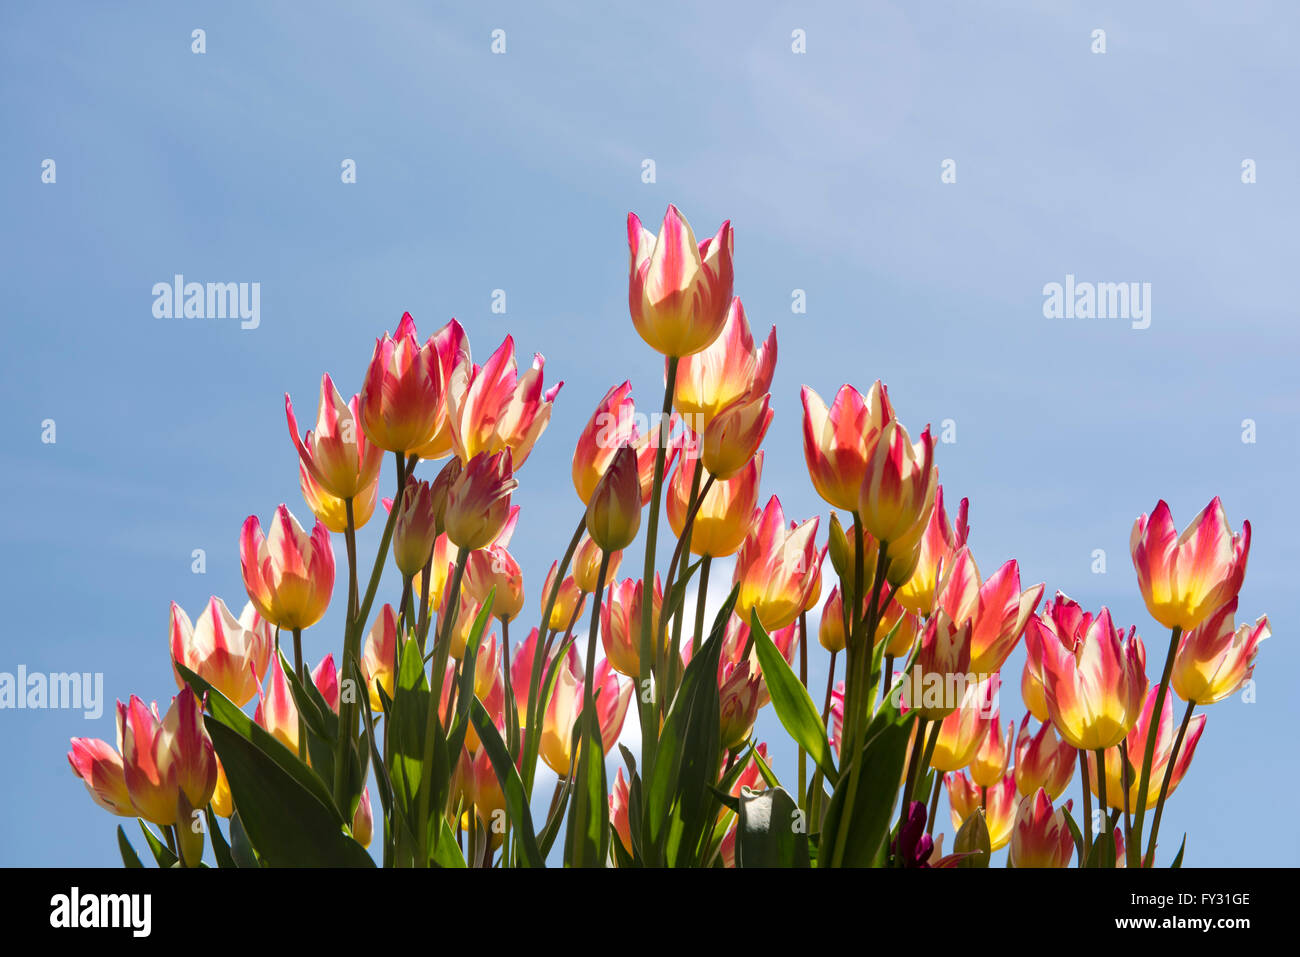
<box><xmin>69</xmin><ymin>205</ymin><xmax>1267</xmax><ymax>869</ymax></box>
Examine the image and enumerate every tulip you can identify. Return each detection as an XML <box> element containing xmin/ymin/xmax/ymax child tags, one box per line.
<box><xmin>352</xmin><ymin>789</ymin><xmax>374</xmax><ymax>848</ymax></box>
<box><xmin>358</xmin><ymin>312</ymin><xmax>446</xmax><ymax>454</ymax></box>
<box><xmin>462</xmin><ymin>745</ymin><xmax>507</xmax><ymax>839</ymax></box>
<box><xmin>299</xmin><ymin>460</ymin><xmax>379</xmax><ymax>533</ymax></box>
<box><xmin>828</xmin><ymin>681</ymin><xmax>845</xmax><ymax>757</ymax></box>
<box><xmin>464</xmin><ymin>544</ymin><xmax>526</xmax><ymax>622</ymax></box>
<box><xmin>700</xmin><ymin>393</ymin><xmax>772</xmax><ymax>479</ymax></box>
<box><xmin>312</xmin><ymin>654</ymin><xmax>340</xmax><ymax>712</ymax></box>
<box><xmin>732</xmin><ymin>496</ymin><xmax>820</xmax><ymax>632</ymax></box>
<box><xmin>392</xmin><ymin>477</ymin><xmax>438</xmax><ymax>577</ymax></box>
<box><xmin>719</xmin><ymin>656</ymin><xmax>763</xmax><ymax>750</ymax></box>
<box><xmin>540</xmin><ymin>658</ymin><xmax>632</xmax><ymax>776</ymax></box>
<box><xmin>211</xmin><ymin>758</ymin><xmax>233</xmax><ymax>818</ymax></box>
<box><xmin>1008</xmin><ymin>789</ymin><xmax>1075</xmax><ymax>868</ymax></box>
<box><xmin>254</xmin><ymin>656</ymin><xmax>300</xmax><ymax>753</ymax></box>
<box><xmin>286</xmin><ymin>373</ymin><xmax>383</xmax><ymax>500</ymax></box>
<box><xmin>410</xmin><ymin>533</ymin><xmax>457</xmax><ymax>615</ymax></box>
<box><xmin>446</xmin><ymin>335</ymin><xmax>561</xmax><ymax>469</ymax></box>
<box><xmin>1026</xmin><ymin>598</ymin><xmax>1148</xmax><ymax>751</ymax></box>
<box><xmin>858</xmin><ymin>419</ymin><xmax>936</xmax><ymax>545</ymax></box>
<box><xmin>936</xmin><ymin>548</ymin><xmax>1044</xmax><ymax>674</ymax></box>
<box><xmin>411</xmin><ymin>318</ymin><xmax>472</xmax><ymax>461</ymax></box>
<box><xmin>627</xmin><ymin>205</ymin><xmax>735</xmax><ymax>357</ymax></box>
<box><xmin>239</xmin><ymin>505</ymin><xmax>335</xmax><ymax>631</ymax></box>
<box><xmin>585</xmin><ymin>445</ymin><xmax>642</xmax><ymax>552</ymax></box>
<box><xmin>509</xmin><ymin>627</ymin><xmax>580</xmax><ymax>725</ymax></box>
<box><xmin>67</xmin><ymin>737</ymin><xmax>133</xmax><ymax>817</ymax></box>
<box><xmin>540</xmin><ymin>562</ymin><xmax>586</xmax><ymax>632</ymax></box>
<box><xmin>882</xmin><ymin>477</ymin><xmax>937</xmax><ymax>589</ymax></box>
<box><xmin>444</xmin><ymin>450</ymin><xmax>517</xmax><ymax>552</ymax></box>
<box><xmin>601</xmin><ymin>575</ymin><xmax>664</xmax><ymax>679</ymax></box>
<box><xmin>169</xmin><ymin>597</ymin><xmax>274</xmax><ymax>707</ymax></box>
<box><xmin>970</xmin><ymin>713</ymin><xmax>1013</xmax><ymax>789</ymax></box>
<box><xmin>1086</xmin><ymin>687</ymin><xmax>1207</xmax><ymax>811</ymax></box>
<box><xmin>572</xmin><ymin>382</ymin><xmax>677</xmax><ymax>506</ymax></box>
<box><xmin>1172</xmin><ymin>598</ymin><xmax>1269</xmax><ymax>705</ymax></box>
<box><xmin>819</xmin><ymin>586</ymin><xmax>846</xmax><ymax>653</ymax></box>
<box><xmin>801</xmin><ymin>382</ymin><xmax>894</xmax><ymax>512</ymax></box>
<box><xmin>900</xmin><ymin>613</ymin><xmax>973</xmax><ymax>723</ymax></box>
<box><xmin>666</xmin><ymin>442</ymin><xmax>761</xmax><ymax>559</ymax></box>
<box><xmin>610</xmin><ymin>767</ymin><xmax>633</xmax><ymax>856</ymax></box>
<box><xmin>118</xmin><ymin>688</ymin><xmax>217</xmax><ymax>827</ymax></box>
<box><xmin>573</xmin><ymin>533</ymin><xmax>622</xmax><ymax>594</ymax></box>
<box><xmin>673</xmin><ymin>298</ymin><xmax>776</xmax><ymax>431</ymax></box>
<box><xmin>1021</xmin><ymin>631</ymin><xmax>1050</xmax><ymax>723</ymax></box>
<box><xmin>947</xmin><ymin>771</ymin><xmax>1016</xmax><ymax>852</ymax></box>
<box><xmin>928</xmin><ymin>674</ymin><xmax>996</xmax><ymax>771</ymax></box>
<box><xmin>895</xmin><ymin>485</ymin><xmax>969</xmax><ymax>617</ymax></box>
<box><xmin>1130</xmin><ymin>497</ymin><xmax>1251</xmax><ymax>632</ymax></box>
<box><xmin>1014</xmin><ymin>716</ymin><xmax>1077</xmax><ymax>800</ymax></box>
<box><xmin>361</xmin><ymin>604</ymin><xmax>399</xmax><ymax>711</ymax></box>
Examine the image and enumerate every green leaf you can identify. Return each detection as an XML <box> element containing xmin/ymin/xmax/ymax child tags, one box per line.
<box><xmin>643</xmin><ymin>586</ymin><xmax>735</xmax><ymax>866</ymax></box>
<box><xmin>388</xmin><ymin>635</ymin><xmax>431</xmax><ymax>844</ymax></box>
<box><xmin>564</xmin><ymin>700</ymin><xmax>609</xmax><ymax>868</ymax></box>
<box><xmin>137</xmin><ymin>821</ymin><xmax>177</xmax><ymax>868</ymax></box>
<box><xmin>1171</xmin><ymin>834</ymin><xmax>1187</xmax><ymax>869</ymax></box>
<box><xmin>206</xmin><ymin>719</ymin><xmax>373</xmax><ymax>867</ymax></box>
<box><xmin>116</xmin><ymin>826</ymin><xmax>143</xmax><ymax>868</ymax></box>
<box><xmin>953</xmin><ymin>809</ymin><xmax>991</xmax><ymax>868</ymax></box>
<box><xmin>469</xmin><ymin>697</ymin><xmax>544</xmax><ymax>868</ymax></box>
<box><xmin>735</xmin><ymin>786</ymin><xmax>810</xmax><ymax>868</ymax></box>
<box><xmin>431</xmin><ymin>817</ymin><xmax>467</xmax><ymax>868</ymax></box>
<box><xmin>229</xmin><ymin>812</ymin><xmax>260</xmax><ymax>868</ymax></box>
<box><xmin>206</xmin><ymin>809</ymin><xmax>235</xmax><ymax>868</ymax></box>
<box><xmin>538</xmin><ymin>776</ymin><xmax>572</xmax><ymax>858</ymax></box>
<box><xmin>818</xmin><ymin>708</ymin><xmax>913</xmax><ymax>867</ymax></box>
<box><xmin>750</xmin><ymin>612</ymin><xmax>838</xmax><ymax>785</ymax></box>
<box><xmin>175</xmin><ymin>662</ymin><xmax>340</xmax><ymax>817</ymax></box>
<box><xmin>1061</xmin><ymin>806</ymin><xmax>1084</xmax><ymax>868</ymax></box>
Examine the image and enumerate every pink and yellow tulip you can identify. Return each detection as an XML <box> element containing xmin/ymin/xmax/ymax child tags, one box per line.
<box><xmin>1008</xmin><ymin>789</ymin><xmax>1075</xmax><ymax>868</ymax></box>
<box><xmin>286</xmin><ymin>373</ymin><xmax>383</xmax><ymax>501</ymax></box>
<box><xmin>1171</xmin><ymin>597</ymin><xmax>1269</xmax><ymax>705</ymax></box>
<box><xmin>169</xmin><ymin>597</ymin><xmax>274</xmax><ymax>708</ymax></box>
<box><xmin>239</xmin><ymin>505</ymin><xmax>335</xmax><ymax>631</ymax></box>
<box><xmin>358</xmin><ymin>312</ymin><xmax>446</xmax><ymax>454</ymax></box>
<box><xmin>732</xmin><ymin>496</ymin><xmax>819</xmax><ymax>632</ymax></box>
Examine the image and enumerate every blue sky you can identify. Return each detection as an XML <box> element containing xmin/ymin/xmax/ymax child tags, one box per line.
<box><xmin>2</xmin><ymin>1</ymin><xmax>1296</xmax><ymax>866</ymax></box>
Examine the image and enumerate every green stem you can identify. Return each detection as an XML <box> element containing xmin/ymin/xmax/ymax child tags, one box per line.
<box><xmin>638</xmin><ymin>355</ymin><xmax>679</xmax><ymax>777</ymax></box>
<box><xmin>1095</xmin><ymin>748</ymin><xmax>1109</xmax><ymax>866</ymax></box>
<box><xmin>1129</xmin><ymin>625</ymin><xmax>1180</xmax><ymax>867</ymax></box>
<box><xmin>798</xmin><ymin>610</ymin><xmax>809</xmax><ymax>812</ymax></box>
<box><xmin>522</xmin><ymin>516</ymin><xmax>586</xmax><ymax>794</ymax></box>
<box><xmin>1144</xmin><ymin>698</ymin><xmax>1196</xmax><ymax>866</ymax></box>
<box><xmin>895</xmin><ymin>717</ymin><xmax>929</xmax><ymax>865</ymax></box>
<box><xmin>292</xmin><ymin>626</ymin><xmax>307</xmax><ymax>762</ymax></box>
<box><xmin>1079</xmin><ymin>751</ymin><xmax>1093</xmax><ymax>862</ymax></box>
<box><xmin>663</xmin><ymin>458</ymin><xmax>704</xmax><ymax>697</ymax></box>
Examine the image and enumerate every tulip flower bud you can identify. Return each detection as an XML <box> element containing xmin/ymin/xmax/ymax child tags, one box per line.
<box><xmin>444</xmin><ymin>450</ymin><xmax>517</xmax><ymax>552</ymax></box>
<box><xmin>299</xmin><ymin>461</ymin><xmax>379</xmax><ymax>534</ymax></box>
<box><xmin>628</xmin><ymin>205</ymin><xmax>735</xmax><ymax>357</ymax></box>
<box><xmin>1008</xmin><ymin>789</ymin><xmax>1075</xmax><ymax>868</ymax></box>
<box><xmin>359</xmin><ymin>312</ymin><xmax>446</xmax><ymax>454</ymax></box>
<box><xmin>700</xmin><ymin>393</ymin><xmax>772</xmax><ymax>479</ymax></box>
<box><xmin>170</xmin><ymin>597</ymin><xmax>274</xmax><ymax>708</ymax></box>
<box><xmin>826</xmin><ymin>514</ymin><xmax>879</xmax><ymax>586</ymax></box>
<box><xmin>970</xmin><ymin>714</ymin><xmax>1013</xmax><ymax>788</ymax></box>
<box><xmin>733</xmin><ymin>496</ymin><xmax>820</xmax><ymax>633</ymax></box>
<box><xmin>429</xmin><ymin>457</ymin><xmax>462</xmax><ymax>536</ymax></box>
<box><xmin>1130</xmin><ymin>497</ymin><xmax>1251</xmax><ymax>632</ymax></box>
<box><xmin>947</xmin><ymin>771</ymin><xmax>1016</xmax><ymax>852</ymax></box>
<box><xmin>286</xmin><ymin>374</ymin><xmax>383</xmax><ymax>500</ymax></box>
<box><xmin>610</xmin><ymin>768</ymin><xmax>634</xmax><ymax>855</ymax></box>
<box><xmin>362</xmin><ymin>605</ymin><xmax>399</xmax><ymax>711</ymax></box>
<box><xmin>801</xmin><ymin>381</ymin><xmax>894</xmax><ymax>512</ymax></box>
<box><xmin>574</xmin><ymin>533</ymin><xmax>622</xmax><ymax>594</ymax></box>
<box><xmin>239</xmin><ymin>505</ymin><xmax>335</xmax><ymax>632</ymax></box>
<box><xmin>540</xmin><ymin>561</ymin><xmax>586</xmax><ymax>632</ymax></box>
<box><xmin>1014</xmin><ymin>715</ymin><xmax>1077</xmax><ymax>800</ymax></box>
<box><xmin>392</xmin><ymin>477</ymin><xmax>438</xmax><ymax>577</ymax></box>
<box><xmin>585</xmin><ymin>445</ymin><xmax>643</xmax><ymax>552</ymax></box>
<box><xmin>718</xmin><ymin>657</ymin><xmax>763</xmax><ymax>751</ymax></box>
<box><xmin>859</xmin><ymin>420</ymin><xmax>936</xmax><ymax>545</ymax></box>
<box><xmin>67</xmin><ymin>738</ymin><xmax>133</xmax><ymax>817</ymax></box>
<box><xmin>601</xmin><ymin>575</ymin><xmax>664</xmax><ymax>678</ymax></box>
<box><xmin>464</xmin><ymin>545</ymin><xmax>526</xmax><ymax>621</ymax></box>
<box><xmin>819</xmin><ymin>586</ymin><xmax>846</xmax><ymax>653</ymax></box>
<box><xmin>352</xmin><ymin>789</ymin><xmax>374</xmax><ymax>847</ymax></box>
<box><xmin>1171</xmin><ymin>598</ymin><xmax>1269</xmax><ymax>705</ymax></box>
